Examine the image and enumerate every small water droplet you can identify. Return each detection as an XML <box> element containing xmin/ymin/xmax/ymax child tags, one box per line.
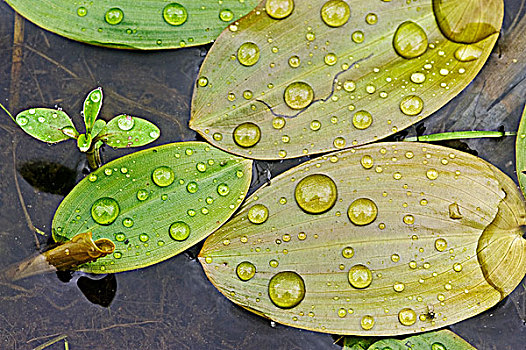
<box><xmin>115</xmin><ymin>232</ymin><xmax>126</xmax><ymax>242</ymax></box>
<box><xmin>360</xmin><ymin>315</ymin><xmax>375</xmax><ymax>330</ymax></box>
<box><xmin>136</xmin><ymin>189</ymin><xmax>149</xmax><ymax>201</ymax></box>
<box><xmin>265</xmin><ymin>0</ymin><xmax>294</xmax><ymax>20</ymax></box>
<box><xmin>353</xmin><ymin>110</ymin><xmax>373</xmax><ymax>130</ymax></box>
<box><xmin>454</xmin><ymin>44</ymin><xmax>482</xmax><ymax>62</ymax></box>
<box><xmin>77</xmin><ymin>7</ymin><xmax>87</xmax><ymax>17</ymax></box>
<box><xmin>187</xmin><ymin>181</ymin><xmax>199</xmax><ymax>194</ymax></box>
<box><xmin>403</xmin><ymin>214</ymin><xmax>415</xmax><ymax>225</ymax></box>
<box><xmin>268</xmin><ymin>271</ymin><xmax>305</xmax><ymax>309</ymax></box>
<box><xmin>105</xmin><ymin>8</ymin><xmax>124</xmax><ymax>25</ymax></box>
<box><xmin>233</xmin><ymin>122</ymin><xmax>261</xmax><ymax>148</ymax></box>
<box><xmin>348</xmin><ymin>264</ymin><xmax>373</xmax><ymax>289</ymax></box>
<box><xmin>295</xmin><ymin>174</ymin><xmax>337</xmax><ymax>214</ymax></box>
<box><xmin>217</xmin><ymin>183</ymin><xmax>230</xmax><ymax>196</ymax></box>
<box><xmin>411</xmin><ymin>72</ymin><xmax>426</xmax><ymax>84</ymax></box>
<box><xmin>198</xmin><ymin>76</ymin><xmax>208</xmax><ymax>87</ymax></box>
<box><xmin>398</xmin><ymin>308</ymin><xmax>417</xmax><ymax>326</ymax></box>
<box><xmin>310</xmin><ymin>120</ymin><xmax>321</xmax><ymax>131</ymax></box>
<box><xmin>342</xmin><ymin>246</ymin><xmax>354</xmax><ymax>259</ymax></box>
<box><xmin>163</xmin><ymin>3</ymin><xmax>188</xmax><ymax>26</ymax></box>
<box><xmin>284</xmin><ymin>82</ymin><xmax>314</xmax><ymax>110</ymax></box>
<box><xmin>152</xmin><ymin>166</ymin><xmax>175</xmax><ymax>187</ymax></box>
<box><xmin>236</xmin><ymin>261</ymin><xmax>256</xmax><ymax>281</ymax></box>
<box><xmin>169</xmin><ymin>221</ymin><xmax>191</xmax><ymax>241</ymax></box>
<box><xmin>453</xmin><ymin>263</ymin><xmax>463</xmax><ymax>272</ymax></box>
<box><xmin>426</xmin><ymin>168</ymin><xmax>439</xmax><ymax>180</ymax></box>
<box><xmin>272</xmin><ymin>117</ymin><xmax>286</xmax><ymax>130</ymax></box>
<box><xmin>219</xmin><ymin>9</ymin><xmax>234</xmax><ymax>22</ymax></box>
<box><xmin>338</xmin><ymin>308</ymin><xmax>347</xmax><ymax>318</ymax></box>
<box><xmin>88</xmin><ymin>174</ymin><xmax>98</xmax><ymax>182</ymax></box>
<box><xmin>333</xmin><ymin>137</ymin><xmax>346</xmax><ymax>149</ymax></box>
<box><xmin>238</xmin><ymin>42</ymin><xmax>260</xmax><ymax>66</ymax></box>
<box><xmin>435</xmin><ymin>238</ymin><xmax>448</xmax><ymax>252</ymax></box>
<box><xmin>348</xmin><ymin>198</ymin><xmax>378</xmax><ymax>226</ymax></box>
<box><xmin>248</xmin><ymin>204</ymin><xmax>269</xmax><ymax>224</ymax></box>
<box><xmin>321</xmin><ymin>0</ymin><xmax>351</xmax><ymax>27</ymax></box>
<box><xmin>288</xmin><ymin>55</ymin><xmax>300</xmax><ymax>68</ymax></box>
<box><xmin>351</xmin><ymin>31</ymin><xmax>365</xmax><ymax>43</ymax></box>
<box><xmin>122</xmin><ymin>218</ymin><xmax>134</xmax><ymax>228</ymax></box>
<box><xmin>16</xmin><ymin>115</ymin><xmax>28</xmax><ymax>126</ymax></box>
<box><xmin>393</xmin><ymin>21</ymin><xmax>428</xmax><ymax>59</ymax></box>
<box><xmin>91</xmin><ymin>197</ymin><xmax>120</xmax><ymax>225</ymax></box>
<box><xmin>324</xmin><ymin>53</ymin><xmax>337</xmax><ymax>66</ymax></box>
<box><xmin>139</xmin><ymin>233</ymin><xmax>149</xmax><ymax>242</ymax></box>
<box><xmin>113</xmin><ymin>251</ymin><xmax>122</xmax><ymax>259</ymax></box>
<box><xmin>431</xmin><ymin>342</ymin><xmax>447</xmax><ymax>350</ymax></box>
<box><xmin>269</xmin><ymin>259</ymin><xmax>279</xmax><ymax>268</ymax></box>
<box><xmin>393</xmin><ymin>282</ymin><xmax>405</xmax><ymax>292</ymax></box>
<box><xmin>365</xmin><ymin>13</ymin><xmax>378</xmax><ymax>25</ymax></box>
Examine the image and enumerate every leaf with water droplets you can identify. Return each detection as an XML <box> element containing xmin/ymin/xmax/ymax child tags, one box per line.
<box><xmin>99</xmin><ymin>114</ymin><xmax>160</xmax><ymax>148</ymax></box>
<box><xmin>515</xmin><ymin>104</ymin><xmax>526</xmax><ymax>198</ymax></box>
<box><xmin>52</xmin><ymin>142</ymin><xmax>252</xmax><ymax>273</ymax></box>
<box><xmin>199</xmin><ymin>142</ymin><xmax>526</xmax><ymax>336</ymax></box>
<box><xmin>83</xmin><ymin>87</ymin><xmax>103</xmax><ymax>133</ymax></box>
<box><xmin>4</xmin><ymin>0</ymin><xmax>259</xmax><ymax>49</ymax></box>
<box><xmin>191</xmin><ymin>0</ymin><xmax>503</xmax><ymax>159</ymax></box>
<box><xmin>14</xmin><ymin>108</ymin><xmax>76</xmax><ymax>143</ymax></box>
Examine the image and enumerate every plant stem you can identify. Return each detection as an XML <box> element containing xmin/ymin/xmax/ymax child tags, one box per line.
<box><xmin>404</xmin><ymin>131</ymin><xmax>516</xmax><ymax>142</ymax></box>
<box><xmin>0</xmin><ymin>102</ymin><xmax>15</xmax><ymax>121</ymax></box>
<box><xmin>86</xmin><ymin>142</ymin><xmax>102</xmax><ymax>170</ymax></box>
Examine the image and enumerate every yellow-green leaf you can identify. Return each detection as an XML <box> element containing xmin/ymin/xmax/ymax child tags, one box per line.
<box><xmin>191</xmin><ymin>0</ymin><xmax>503</xmax><ymax>159</ymax></box>
<box><xmin>516</xmin><ymin>103</ymin><xmax>526</xmax><ymax>198</ymax></box>
<box><xmin>5</xmin><ymin>0</ymin><xmax>259</xmax><ymax>49</ymax></box>
<box><xmin>199</xmin><ymin>142</ymin><xmax>526</xmax><ymax>336</ymax></box>
<box><xmin>52</xmin><ymin>142</ymin><xmax>252</xmax><ymax>273</ymax></box>
<box><xmin>14</xmin><ymin>108</ymin><xmax>76</xmax><ymax>143</ymax></box>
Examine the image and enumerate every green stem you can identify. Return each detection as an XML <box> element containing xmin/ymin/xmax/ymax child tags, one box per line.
<box><xmin>86</xmin><ymin>142</ymin><xmax>102</xmax><ymax>170</ymax></box>
<box><xmin>0</xmin><ymin>101</ymin><xmax>15</xmax><ymax>121</ymax></box>
<box><xmin>404</xmin><ymin>131</ymin><xmax>516</xmax><ymax>142</ymax></box>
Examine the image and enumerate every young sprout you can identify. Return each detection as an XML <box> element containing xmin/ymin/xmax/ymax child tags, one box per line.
<box><xmin>0</xmin><ymin>88</ymin><xmax>160</xmax><ymax>169</ymax></box>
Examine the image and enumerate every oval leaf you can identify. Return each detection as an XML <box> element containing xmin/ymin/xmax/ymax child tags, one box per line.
<box><xmin>14</xmin><ymin>108</ymin><xmax>76</xmax><ymax>143</ymax></box>
<box><xmin>516</xmin><ymin>103</ymin><xmax>526</xmax><ymax>198</ymax></box>
<box><xmin>101</xmin><ymin>114</ymin><xmax>160</xmax><ymax>148</ymax></box>
<box><xmin>83</xmin><ymin>87</ymin><xmax>103</xmax><ymax>133</ymax></box>
<box><xmin>52</xmin><ymin>142</ymin><xmax>252</xmax><ymax>273</ymax></box>
<box><xmin>199</xmin><ymin>142</ymin><xmax>526</xmax><ymax>336</ymax></box>
<box><xmin>191</xmin><ymin>0</ymin><xmax>503</xmax><ymax>159</ymax></box>
<box><xmin>5</xmin><ymin>0</ymin><xmax>259</xmax><ymax>49</ymax></box>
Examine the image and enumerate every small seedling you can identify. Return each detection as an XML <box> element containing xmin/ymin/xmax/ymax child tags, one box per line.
<box><xmin>0</xmin><ymin>87</ymin><xmax>160</xmax><ymax>169</ymax></box>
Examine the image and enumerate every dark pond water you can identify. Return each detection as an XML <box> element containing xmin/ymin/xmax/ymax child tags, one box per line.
<box><xmin>0</xmin><ymin>1</ymin><xmax>525</xmax><ymax>349</ymax></box>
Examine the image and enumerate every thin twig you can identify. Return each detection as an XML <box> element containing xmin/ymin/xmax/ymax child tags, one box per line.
<box><xmin>32</xmin><ymin>334</ymin><xmax>68</xmax><ymax>350</ymax></box>
<box><xmin>9</xmin><ymin>13</ymin><xmax>25</xmax><ymax>111</ymax></box>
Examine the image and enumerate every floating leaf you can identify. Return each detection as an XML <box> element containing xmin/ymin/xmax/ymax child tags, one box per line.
<box><xmin>191</xmin><ymin>0</ymin><xmax>503</xmax><ymax>159</ymax></box>
<box><xmin>516</xmin><ymin>103</ymin><xmax>526</xmax><ymax>198</ymax></box>
<box><xmin>52</xmin><ymin>142</ymin><xmax>252</xmax><ymax>273</ymax></box>
<box><xmin>83</xmin><ymin>87</ymin><xmax>103</xmax><ymax>133</ymax></box>
<box><xmin>343</xmin><ymin>330</ymin><xmax>476</xmax><ymax>350</ymax></box>
<box><xmin>4</xmin><ymin>0</ymin><xmax>259</xmax><ymax>49</ymax></box>
<box><xmin>100</xmin><ymin>114</ymin><xmax>160</xmax><ymax>148</ymax></box>
<box><xmin>199</xmin><ymin>142</ymin><xmax>526</xmax><ymax>336</ymax></box>
<box><xmin>14</xmin><ymin>108</ymin><xmax>75</xmax><ymax>143</ymax></box>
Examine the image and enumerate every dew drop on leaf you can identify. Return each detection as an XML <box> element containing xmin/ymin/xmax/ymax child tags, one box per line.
<box><xmin>237</xmin><ymin>42</ymin><xmax>260</xmax><ymax>66</ymax></box>
<box><xmin>320</xmin><ymin>0</ymin><xmax>351</xmax><ymax>27</ymax></box>
<box><xmin>393</xmin><ymin>21</ymin><xmax>428</xmax><ymax>59</ymax></box>
<box><xmin>152</xmin><ymin>166</ymin><xmax>175</xmax><ymax>187</ymax></box>
<box><xmin>268</xmin><ymin>271</ymin><xmax>305</xmax><ymax>309</ymax></box>
<box><xmin>105</xmin><ymin>8</ymin><xmax>124</xmax><ymax>25</ymax></box>
<box><xmin>169</xmin><ymin>221</ymin><xmax>191</xmax><ymax>241</ymax></box>
<box><xmin>348</xmin><ymin>264</ymin><xmax>373</xmax><ymax>289</ymax></box>
<box><xmin>91</xmin><ymin>197</ymin><xmax>120</xmax><ymax>225</ymax></box>
<box><xmin>248</xmin><ymin>204</ymin><xmax>269</xmax><ymax>224</ymax></box>
<box><xmin>265</xmin><ymin>0</ymin><xmax>294</xmax><ymax>20</ymax></box>
<box><xmin>236</xmin><ymin>261</ymin><xmax>256</xmax><ymax>281</ymax></box>
<box><xmin>294</xmin><ymin>174</ymin><xmax>337</xmax><ymax>214</ymax></box>
<box><xmin>163</xmin><ymin>3</ymin><xmax>188</xmax><ymax>26</ymax></box>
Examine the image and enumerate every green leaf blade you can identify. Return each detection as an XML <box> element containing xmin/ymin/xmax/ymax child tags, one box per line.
<box><xmin>101</xmin><ymin>114</ymin><xmax>160</xmax><ymax>148</ymax></box>
<box><xmin>14</xmin><ymin>108</ymin><xmax>76</xmax><ymax>143</ymax></box>
<box><xmin>199</xmin><ymin>142</ymin><xmax>526</xmax><ymax>336</ymax></box>
<box><xmin>83</xmin><ymin>87</ymin><xmax>103</xmax><ymax>133</ymax></box>
<box><xmin>52</xmin><ymin>142</ymin><xmax>253</xmax><ymax>273</ymax></box>
<box><xmin>5</xmin><ymin>0</ymin><xmax>259</xmax><ymax>49</ymax></box>
<box><xmin>516</xmin><ymin>104</ymin><xmax>526</xmax><ymax>197</ymax></box>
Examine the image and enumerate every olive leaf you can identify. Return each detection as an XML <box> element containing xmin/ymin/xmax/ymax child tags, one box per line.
<box><xmin>83</xmin><ymin>87</ymin><xmax>103</xmax><ymax>133</ymax></box>
<box><xmin>4</xmin><ymin>0</ymin><xmax>259</xmax><ymax>49</ymax></box>
<box><xmin>52</xmin><ymin>142</ymin><xmax>252</xmax><ymax>274</ymax></box>
<box><xmin>13</xmin><ymin>108</ymin><xmax>76</xmax><ymax>143</ymax></box>
<box><xmin>199</xmin><ymin>142</ymin><xmax>526</xmax><ymax>336</ymax></box>
<box><xmin>343</xmin><ymin>330</ymin><xmax>476</xmax><ymax>350</ymax></box>
<box><xmin>191</xmin><ymin>0</ymin><xmax>503</xmax><ymax>160</ymax></box>
<box><xmin>516</xmin><ymin>103</ymin><xmax>526</xmax><ymax>197</ymax></box>
<box><xmin>99</xmin><ymin>114</ymin><xmax>160</xmax><ymax>149</ymax></box>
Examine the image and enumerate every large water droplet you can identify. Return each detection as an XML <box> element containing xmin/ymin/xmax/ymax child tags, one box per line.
<box><xmin>105</xmin><ymin>8</ymin><xmax>124</xmax><ymax>25</ymax></box>
<box><xmin>360</xmin><ymin>315</ymin><xmax>375</xmax><ymax>330</ymax></box>
<box><xmin>360</xmin><ymin>155</ymin><xmax>374</xmax><ymax>169</ymax></box>
<box><xmin>91</xmin><ymin>197</ymin><xmax>120</xmax><ymax>225</ymax></box>
<box><xmin>233</xmin><ymin>122</ymin><xmax>261</xmax><ymax>148</ymax></box>
<box><xmin>295</xmin><ymin>174</ymin><xmax>337</xmax><ymax>214</ymax></box>
<box><xmin>435</xmin><ymin>238</ymin><xmax>448</xmax><ymax>251</ymax></box>
<box><xmin>353</xmin><ymin>110</ymin><xmax>373</xmax><ymax>130</ymax></box>
<box><xmin>284</xmin><ymin>82</ymin><xmax>314</xmax><ymax>110</ymax></box>
<box><xmin>348</xmin><ymin>198</ymin><xmax>378</xmax><ymax>226</ymax></box>
<box><xmin>431</xmin><ymin>342</ymin><xmax>447</xmax><ymax>350</ymax></box>
<box><xmin>248</xmin><ymin>204</ymin><xmax>269</xmax><ymax>224</ymax></box>
<box><xmin>163</xmin><ymin>3</ymin><xmax>188</xmax><ymax>26</ymax></box>
<box><xmin>393</xmin><ymin>21</ymin><xmax>428</xmax><ymax>59</ymax></box>
<box><xmin>266</xmin><ymin>0</ymin><xmax>294</xmax><ymax>20</ymax></box>
<box><xmin>400</xmin><ymin>95</ymin><xmax>424</xmax><ymax>116</ymax></box>
<box><xmin>169</xmin><ymin>221</ymin><xmax>191</xmax><ymax>241</ymax></box>
<box><xmin>187</xmin><ymin>181</ymin><xmax>199</xmax><ymax>194</ymax></box>
<box><xmin>152</xmin><ymin>166</ymin><xmax>175</xmax><ymax>187</ymax></box>
<box><xmin>236</xmin><ymin>261</ymin><xmax>256</xmax><ymax>281</ymax></box>
<box><xmin>348</xmin><ymin>264</ymin><xmax>373</xmax><ymax>289</ymax></box>
<box><xmin>398</xmin><ymin>308</ymin><xmax>417</xmax><ymax>326</ymax></box>
<box><xmin>454</xmin><ymin>44</ymin><xmax>482</xmax><ymax>62</ymax></box>
<box><xmin>117</xmin><ymin>115</ymin><xmax>134</xmax><ymax>131</ymax></box>
<box><xmin>237</xmin><ymin>42</ymin><xmax>260</xmax><ymax>66</ymax></box>
<box><xmin>321</xmin><ymin>0</ymin><xmax>351</xmax><ymax>28</ymax></box>
<box><xmin>268</xmin><ymin>271</ymin><xmax>305</xmax><ymax>309</ymax></box>
<box><xmin>432</xmin><ymin>0</ymin><xmax>500</xmax><ymax>44</ymax></box>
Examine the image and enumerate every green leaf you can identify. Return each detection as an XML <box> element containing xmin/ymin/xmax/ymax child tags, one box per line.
<box><xmin>52</xmin><ymin>142</ymin><xmax>252</xmax><ymax>273</ymax></box>
<box><xmin>190</xmin><ymin>0</ymin><xmax>503</xmax><ymax>159</ymax></box>
<box><xmin>83</xmin><ymin>87</ymin><xmax>103</xmax><ymax>133</ymax></box>
<box><xmin>91</xmin><ymin>119</ymin><xmax>107</xmax><ymax>139</ymax></box>
<box><xmin>4</xmin><ymin>0</ymin><xmax>259</xmax><ymax>49</ymax></box>
<box><xmin>14</xmin><ymin>108</ymin><xmax>76</xmax><ymax>143</ymax></box>
<box><xmin>360</xmin><ymin>329</ymin><xmax>476</xmax><ymax>350</ymax></box>
<box><xmin>77</xmin><ymin>133</ymin><xmax>93</xmax><ymax>152</ymax></box>
<box><xmin>343</xmin><ymin>336</ymin><xmax>376</xmax><ymax>350</ymax></box>
<box><xmin>516</xmin><ymin>104</ymin><xmax>526</xmax><ymax>198</ymax></box>
<box><xmin>100</xmin><ymin>114</ymin><xmax>160</xmax><ymax>148</ymax></box>
<box><xmin>199</xmin><ymin>142</ymin><xmax>526</xmax><ymax>336</ymax></box>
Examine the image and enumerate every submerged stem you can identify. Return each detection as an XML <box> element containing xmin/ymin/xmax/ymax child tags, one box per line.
<box><xmin>0</xmin><ymin>102</ymin><xmax>15</xmax><ymax>121</ymax></box>
<box><xmin>86</xmin><ymin>142</ymin><xmax>103</xmax><ymax>170</ymax></box>
<box><xmin>405</xmin><ymin>131</ymin><xmax>516</xmax><ymax>142</ymax></box>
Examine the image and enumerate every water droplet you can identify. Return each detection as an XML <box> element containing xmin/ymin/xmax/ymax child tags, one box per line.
<box><xmin>398</xmin><ymin>308</ymin><xmax>417</xmax><ymax>326</ymax></box>
<box><xmin>295</xmin><ymin>174</ymin><xmax>337</xmax><ymax>214</ymax></box>
<box><xmin>400</xmin><ymin>95</ymin><xmax>424</xmax><ymax>116</ymax></box>
<box><xmin>268</xmin><ymin>271</ymin><xmax>305</xmax><ymax>309</ymax></box>
<box><xmin>91</xmin><ymin>197</ymin><xmax>120</xmax><ymax>225</ymax></box>
<box><xmin>265</xmin><ymin>0</ymin><xmax>294</xmax><ymax>19</ymax></box>
<box><xmin>342</xmin><ymin>246</ymin><xmax>354</xmax><ymax>259</ymax></box>
<box><xmin>324</xmin><ymin>53</ymin><xmax>337</xmax><ymax>66</ymax></box>
<box><xmin>269</xmin><ymin>259</ymin><xmax>279</xmax><ymax>268</ymax></box>
<box><xmin>135</xmin><ymin>189</ymin><xmax>149</xmax><ymax>201</ymax></box>
<box><xmin>169</xmin><ymin>221</ymin><xmax>191</xmax><ymax>241</ymax></box>
<box><xmin>310</xmin><ymin>120</ymin><xmax>321</xmax><ymax>131</ymax></box>
<box><xmin>360</xmin><ymin>315</ymin><xmax>375</xmax><ymax>330</ymax></box>
<box><xmin>453</xmin><ymin>263</ymin><xmax>463</xmax><ymax>272</ymax></box>
<box><xmin>288</xmin><ymin>55</ymin><xmax>300</xmax><ymax>68</ymax></box>
<box><xmin>219</xmin><ymin>9</ymin><xmax>234</xmax><ymax>22</ymax></box>
<box><xmin>197</xmin><ymin>76</ymin><xmax>208</xmax><ymax>87</ymax></box>
<box><xmin>233</xmin><ymin>122</ymin><xmax>261</xmax><ymax>148</ymax></box>
<box><xmin>426</xmin><ymin>168</ymin><xmax>439</xmax><ymax>180</ymax></box>
<box><xmin>347</xmin><ymin>198</ymin><xmax>378</xmax><ymax>226</ymax></box>
<box><xmin>272</xmin><ymin>117</ymin><xmax>286</xmax><ymax>130</ymax></box>
<box><xmin>284</xmin><ymin>82</ymin><xmax>314</xmax><ymax>110</ymax></box>
<box><xmin>435</xmin><ymin>238</ymin><xmax>448</xmax><ymax>252</ymax></box>
<box><xmin>122</xmin><ymin>218</ymin><xmax>134</xmax><ymax>228</ymax></box>
<box><xmin>213</xmin><ymin>133</ymin><xmax>223</xmax><ymax>141</ymax></box>
<box><xmin>115</xmin><ymin>232</ymin><xmax>126</xmax><ymax>242</ymax></box>
<box><xmin>236</xmin><ymin>261</ymin><xmax>256</xmax><ymax>281</ymax></box>
<box><xmin>113</xmin><ymin>252</ymin><xmax>122</xmax><ymax>259</ymax></box>
<box><xmin>16</xmin><ymin>115</ymin><xmax>28</xmax><ymax>126</ymax></box>
<box><xmin>338</xmin><ymin>308</ymin><xmax>347</xmax><ymax>318</ymax></box>
<box><xmin>333</xmin><ymin>137</ymin><xmax>346</xmax><ymax>149</ymax></box>
<box><xmin>393</xmin><ymin>21</ymin><xmax>428</xmax><ymax>59</ymax></box>
<box><xmin>217</xmin><ymin>183</ymin><xmax>230</xmax><ymax>196</ymax></box>
<box><xmin>139</xmin><ymin>233</ymin><xmax>149</xmax><ymax>242</ymax></box>
<box><xmin>88</xmin><ymin>174</ymin><xmax>98</xmax><ymax>182</ymax></box>
<box><xmin>365</xmin><ymin>13</ymin><xmax>378</xmax><ymax>25</ymax></box>
<box><xmin>351</xmin><ymin>31</ymin><xmax>365</xmax><ymax>43</ymax></box>
<box><xmin>117</xmin><ymin>115</ymin><xmax>134</xmax><ymax>131</ymax></box>
<box><xmin>238</xmin><ymin>42</ymin><xmax>260</xmax><ymax>66</ymax></box>
<box><xmin>431</xmin><ymin>342</ymin><xmax>447</xmax><ymax>350</ymax></box>
<box><xmin>454</xmin><ymin>44</ymin><xmax>482</xmax><ymax>62</ymax></box>
<box><xmin>105</xmin><ymin>8</ymin><xmax>124</xmax><ymax>25</ymax></box>
<box><xmin>403</xmin><ymin>214</ymin><xmax>415</xmax><ymax>225</ymax></box>
<box><xmin>343</xmin><ymin>80</ymin><xmax>356</xmax><ymax>92</ymax></box>
<box><xmin>393</xmin><ymin>282</ymin><xmax>405</xmax><ymax>292</ymax></box>
<box><xmin>152</xmin><ymin>166</ymin><xmax>175</xmax><ymax>187</ymax></box>
<box><xmin>353</xmin><ymin>110</ymin><xmax>373</xmax><ymax>130</ymax></box>
<box><xmin>321</xmin><ymin>0</ymin><xmax>351</xmax><ymax>28</ymax></box>
<box><xmin>411</xmin><ymin>72</ymin><xmax>426</xmax><ymax>84</ymax></box>
<box><xmin>360</xmin><ymin>155</ymin><xmax>374</xmax><ymax>169</ymax></box>
<box><xmin>306</xmin><ymin>31</ymin><xmax>315</xmax><ymax>41</ymax></box>
<box><xmin>77</xmin><ymin>7</ymin><xmax>87</xmax><ymax>17</ymax></box>
<box><xmin>348</xmin><ymin>264</ymin><xmax>373</xmax><ymax>289</ymax></box>
<box><xmin>248</xmin><ymin>204</ymin><xmax>269</xmax><ymax>224</ymax></box>
<box><xmin>163</xmin><ymin>3</ymin><xmax>188</xmax><ymax>26</ymax></box>
<box><xmin>448</xmin><ymin>202</ymin><xmax>463</xmax><ymax>219</ymax></box>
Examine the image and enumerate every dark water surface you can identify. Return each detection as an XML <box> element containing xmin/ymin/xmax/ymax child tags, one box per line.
<box><xmin>0</xmin><ymin>1</ymin><xmax>525</xmax><ymax>349</ymax></box>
